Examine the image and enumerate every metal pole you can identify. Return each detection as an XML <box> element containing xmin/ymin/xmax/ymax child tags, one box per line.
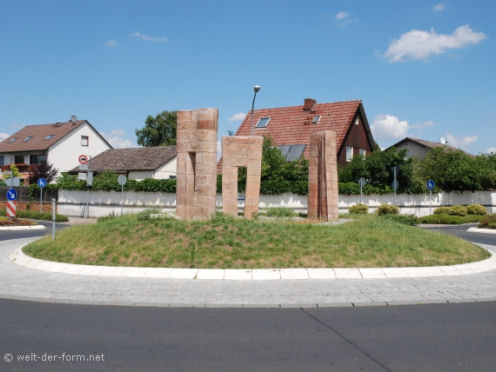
<box><xmin>393</xmin><ymin>167</ymin><xmax>397</xmax><ymax>206</ymax></box>
<box><xmin>40</xmin><ymin>188</ymin><xmax>43</xmax><ymax>213</ymax></box>
<box><xmin>52</xmin><ymin>198</ymin><xmax>56</xmax><ymax>241</ymax></box>
<box><xmin>429</xmin><ymin>189</ymin><xmax>432</xmax><ymax>215</ymax></box>
<box><xmin>360</xmin><ymin>182</ymin><xmax>363</xmax><ymax>204</ymax></box>
<box><xmin>86</xmin><ymin>188</ymin><xmax>90</xmax><ymax>219</ymax></box>
<box><xmin>250</xmin><ymin>86</ymin><xmax>260</xmax><ymax>135</ymax></box>
<box><xmin>121</xmin><ymin>183</ymin><xmax>124</xmax><ymax>216</ymax></box>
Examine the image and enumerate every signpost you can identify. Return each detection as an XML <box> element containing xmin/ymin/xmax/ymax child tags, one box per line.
<box><xmin>6</xmin><ymin>188</ymin><xmax>17</xmax><ymax>218</ymax></box>
<box><xmin>5</xmin><ymin>177</ymin><xmax>20</xmax><ymax>187</ymax></box>
<box><xmin>358</xmin><ymin>177</ymin><xmax>367</xmax><ymax>203</ymax></box>
<box><xmin>427</xmin><ymin>179</ymin><xmax>435</xmax><ymax>215</ymax></box>
<box><xmin>37</xmin><ymin>178</ymin><xmax>47</xmax><ymax>212</ymax></box>
<box><xmin>391</xmin><ymin>166</ymin><xmax>398</xmax><ymax>206</ymax></box>
<box><xmin>117</xmin><ymin>175</ymin><xmax>127</xmax><ymax>215</ymax></box>
<box><xmin>52</xmin><ymin>198</ymin><xmax>56</xmax><ymax>240</ymax></box>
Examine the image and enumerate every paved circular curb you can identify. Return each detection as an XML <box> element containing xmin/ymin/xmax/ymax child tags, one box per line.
<box><xmin>0</xmin><ymin>225</ymin><xmax>46</xmax><ymax>231</ymax></box>
<box><xmin>9</xmin><ymin>241</ymin><xmax>496</xmax><ymax>281</ymax></box>
<box><xmin>467</xmin><ymin>227</ymin><xmax>496</xmax><ymax>235</ymax></box>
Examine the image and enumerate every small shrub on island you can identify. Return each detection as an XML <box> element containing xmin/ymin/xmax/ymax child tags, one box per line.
<box><xmin>434</xmin><ymin>206</ymin><xmax>451</xmax><ymax>215</ymax></box>
<box><xmin>349</xmin><ymin>203</ymin><xmax>369</xmax><ymax>215</ymax></box>
<box><xmin>467</xmin><ymin>204</ymin><xmax>487</xmax><ymax>215</ymax></box>
<box><xmin>376</xmin><ymin>203</ymin><xmax>399</xmax><ymax>215</ymax></box>
<box><xmin>449</xmin><ymin>205</ymin><xmax>468</xmax><ymax>216</ymax></box>
<box><xmin>478</xmin><ymin>214</ymin><xmax>496</xmax><ymax>229</ymax></box>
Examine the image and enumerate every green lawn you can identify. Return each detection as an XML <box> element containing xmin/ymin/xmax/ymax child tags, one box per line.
<box><xmin>417</xmin><ymin>214</ymin><xmax>483</xmax><ymax>225</ymax></box>
<box><xmin>23</xmin><ymin>213</ymin><xmax>489</xmax><ymax>269</ymax></box>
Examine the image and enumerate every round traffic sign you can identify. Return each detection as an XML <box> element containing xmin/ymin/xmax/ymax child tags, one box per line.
<box><xmin>427</xmin><ymin>179</ymin><xmax>435</xmax><ymax>190</ymax></box>
<box><xmin>78</xmin><ymin>154</ymin><xmax>89</xmax><ymax>164</ymax></box>
<box><xmin>37</xmin><ymin>178</ymin><xmax>47</xmax><ymax>188</ymax></box>
<box><xmin>358</xmin><ymin>177</ymin><xmax>367</xmax><ymax>187</ymax></box>
<box><xmin>117</xmin><ymin>175</ymin><xmax>127</xmax><ymax>186</ymax></box>
<box><xmin>7</xmin><ymin>188</ymin><xmax>17</xmax><ymax>201</ymax></box>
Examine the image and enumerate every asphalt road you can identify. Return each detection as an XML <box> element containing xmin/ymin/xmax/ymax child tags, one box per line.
<box><xmin>0</xmin><ymin>221</ymin><xmax>68</xmax><ymax>241</ymax></box>
<box><xmin>1</xmin><ymin>299</ymin><xmax>496</xmax><ymax>372</ymax></box>
<box><xmin>421</xmin><ymin>223</ymin><xmax>496</xmax><ymax>245</ymax></box>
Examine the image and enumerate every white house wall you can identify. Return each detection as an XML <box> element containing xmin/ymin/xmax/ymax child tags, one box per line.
<box><xmin>153</xmin><ymin>157</ymin><xmax>177</xmax><ymax>179</ymax></box>
<box><xmin>47</xmin><ymin>123</ymin><xmax>111</xmax><ymax>176</ymax></box>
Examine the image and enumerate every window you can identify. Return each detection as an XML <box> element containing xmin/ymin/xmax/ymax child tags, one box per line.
<box><xmin>14</xmin><ymin>155</ymin><xmax>24</xmax><ymax>164</ymax></box>
<box><xmin>355</xmin><ymin>117</ymin><xmax>359</xmax><ymax>125</ymax></box>
<box><xmin>359</xmin><ymin>149</ymin><xmax>366</xmax><ymax>157</ymax></box>
<box><xmin>312</xmin><ymin>115</ymin><xmax>321</xmax><ymax>124</ymax></box>
<box><xmin>7</xmin><ymin>137</ymin><xmax>17</xmax><ymax>143</ymax></box>
<box><xmin>44</xmin><ymin>134</ymin><xmax>54</xmax><ymax>140</ymax></box>
<box><xmin>0</xmin><ymin>156</ymin><xmax>4</xmax><ymax>166</ymax></box>
<box><xmin>346</xmin><ymin>146</ymin><xmax>353</xmax><ymax>162</ymax></box>
<box><xmin>255</xmin><ymin>117</ymin><xmax>270</xmax><ymax>128</ymax></box>
<box><xmin>24</xmin><ymin>136</ymin><xmax>33</xmax><ymax>142</ymax></box>
<box><xmin>30</xmin><ymin>155</ymin><xmax>46</xmax><ymax>164</ymax></box>
<box><xmin>81</xmin><ymin>135</ymin><xmax>89</xmax><ymax>146</ymax></box>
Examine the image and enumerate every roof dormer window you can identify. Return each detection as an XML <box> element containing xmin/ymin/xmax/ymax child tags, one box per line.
<box><xmin>312</xmin><ymin>115</ymin><xmax>321</xmax><ymax>124</ymax></box>
<box><xmin>44</xmin><ymin>134</ymin><xmax>54</xmax><ymax>140</ymax></box>
<box><xmin>24</xmin><ymin>136</ymin><xmax>33</xmax><ymax>142</ymax></box>
<box><xmin>255</xmin><ymin>117</ymin><xmax>270</xmax><ymax>128</ymax></box>
<box><xmin>7</xmin><ymin>137</ymin><xmax>17</xmax><ymax>143</ymax></box>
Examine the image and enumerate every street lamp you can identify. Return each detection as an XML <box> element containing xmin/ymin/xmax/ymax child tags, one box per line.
<box><xmin>250</xmin><ymin>85</ymin><xmax>261</xmax><ymax>135</ymax></box>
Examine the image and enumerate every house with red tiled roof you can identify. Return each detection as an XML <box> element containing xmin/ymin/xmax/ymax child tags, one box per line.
<box><xmin>233</xmin><ymin>98</ymin><xmax>375</xmax><ymax>167</ymax></box>
<box><xmin>0</xmin><ymin>116</ymin><xmax>112</xmax><ymax>184</ymax></box>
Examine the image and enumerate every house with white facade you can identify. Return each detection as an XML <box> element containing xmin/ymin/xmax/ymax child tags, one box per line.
<box><xmin>0</xmin><ymin>116</ymin><xmax>112</xmax><ymax>184</ymax></box>
<box><xmin>69</xmin><ymin>146</ymin><xmax>177</xmax><ymax>180</ymax></box>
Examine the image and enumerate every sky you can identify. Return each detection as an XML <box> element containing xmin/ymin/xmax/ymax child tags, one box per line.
<box><xmin>0</xmin><ymin>0</ymin><xmax>495</xmax><ymax>154</ymax></box>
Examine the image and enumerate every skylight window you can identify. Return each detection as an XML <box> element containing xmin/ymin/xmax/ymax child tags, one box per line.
<box><xmin>44</xmin><ymin>134</ymin><xmax>55</xmax><ymax>140</ymax></box>
<box><xmin>24</xmin><ymin>136</ymin><xmax>33</xmax><ymax>142</ymax></box>
<box><xmin>312</xmin><ymin>115</ymin><xmax>321</xmax><ymax>124</ymax></box>
<box><xmin>255</xmin><ymin>117</ymin><xmax>270</xmax><ymax>128</ymax></box>
<box><xmin>7</xmin><ymin>137</ymin><xmax>17</xmax><ymax>143</ymax></box>
<box><xmin>277</xmin><ymin>144</ymin><xmax>307</xmax><ymax>161</ymax></box>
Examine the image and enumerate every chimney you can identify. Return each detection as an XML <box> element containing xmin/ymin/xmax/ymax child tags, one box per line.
<box><xmin>303</xmin><ymin>98</ymin><xmax>316</xmax><ymax>111</ymax></box>
<box><xmin>70</xmin><ymin>115</ymin><xmax>78</xmax><ymax>124</ymax></box>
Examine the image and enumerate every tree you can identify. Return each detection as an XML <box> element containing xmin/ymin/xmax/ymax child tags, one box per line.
<box><xmin>29</xmin><ymin>160</ymin><xmax>58</xmax><ymax>184</ymax></box>
<box><xmin>135</xmin><ymin>111</ymin><xmax>177</xmax><ymax>147</ymax></box>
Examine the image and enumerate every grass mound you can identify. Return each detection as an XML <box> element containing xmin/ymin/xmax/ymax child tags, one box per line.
<box><xmin>24</xmin><ymin>214</ymin><xmax>489</xmax><ymax>269</ymax></box>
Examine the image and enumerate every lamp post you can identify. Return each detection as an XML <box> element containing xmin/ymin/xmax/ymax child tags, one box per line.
<box><xmin>250</xmin><ymin>85</ymin><xmax>261</xmax><ymax>135</ymax></box>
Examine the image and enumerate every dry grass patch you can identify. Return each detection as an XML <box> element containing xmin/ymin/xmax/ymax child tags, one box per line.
<box><xmin>23</xmin><ymin>213</ymin><xmax>489</xmax><ymax>269</ymax></box>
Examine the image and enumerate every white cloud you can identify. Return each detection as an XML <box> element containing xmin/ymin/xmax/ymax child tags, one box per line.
<box><xmin>433</xmin><ymin>3</ymin><xmax>447</xmax><ymax>12</ymax></box>
<box><xmin>228</xmin><ymin>113</ymin><xmax>246</xmax><ymax>122</ymax></box>
<box><xmin>104</xmin><ymin>129</ymin><xmax>136</xmax><ymax>149</ymax></box>
<box><xmin>105</xmin><ymin>39</ymin><xmax>118</xmax><ymax>47</ymax></box>
<box><xmin>487</xmin><ymin>147</ymin><xmax>496</xmax><ymax>154</ymax></box>
<box><xmin>0</xmin><ymin>133</ymin><xmax>9</xmax><ymax>142</ymax></box>
<box><xmin>412</xmin><ymin>120</ymin><xmax>435</xmax><ymax>131</ymax></box>
<box><xmin>371</xmin><ymin>114</ymin><xmax>410</xmax><ymax>142</ymax></box>
<box><xmin>445</xmin><ymin>133</ymin><xmax>477</xmax><ymax>149</ymax></box>
<box><xmin>335</xmin><ymin>11</ymin><xmax>350</xmax><ymax>21</ymax></box>
<box><xmin>385</xmin><ymin>25</ymin><xmax>486</xmax><ymax>62</ymax></box>
<box><xmin>129</xmin><ymin>31</ymin><xmax>168</xmax><ymax>43</ymax></box>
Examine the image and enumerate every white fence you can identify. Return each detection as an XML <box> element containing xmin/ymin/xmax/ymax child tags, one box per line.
<box><xmin>58</xmin><ymin>190</ymin><xmax>496</xmax><ymax>218</ymax></box>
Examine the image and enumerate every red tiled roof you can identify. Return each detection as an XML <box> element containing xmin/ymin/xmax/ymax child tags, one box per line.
<box><xmin>235</xmin><ymin>99</ymin><xmax>365</xmax><ymax>158</ymax></box>
<box><xmin>0</xmin><ymin>120</ymin><xmax>88</xmax><ymax>153</ymax></box>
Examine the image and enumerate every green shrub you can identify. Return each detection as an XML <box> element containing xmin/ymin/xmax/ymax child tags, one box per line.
<box><xmin>380</xmin><ymin>214</ymin><xmax>417</xmax><ymax>226</ymax></box>
<box><xmin>13</xmin><ymin>210</ymin><xmax>68</xmax><ymax>222</ymax></box>
<box><xmin>265</xmin><ymin>207</ymin><xmax>297</xmax><ymax>218</ymax></box>
<box><xmin>478</xmin><ymin>214</ymin><xmax>496</xmax><ymax>229</ymax></box>
<box><xmin>376</xmin><ymin>203</ymin><xmax>399</xmax><ymax>215</ymax></box>
<box><xmin>467</xmin><ymin>204</ymin><xmax>487</xmax><ymax>215</ymax></box>
<box><xmin>434</xmin><ymin>206</ymin><xmax>450</xmax><ymax>215</ymax></box>
<box><xmin>349</xmin><ymin>203</ymin><xmax>369</xmax><ymax>215</ymax></box>
<box><xmin>417</xmin><ymin>214</ymin><xmax>482</xmax><ymax>224</ymax></box>
<box><xmin>449</xmin><ymin>205</ymin><xmax>468</xmax><ymax>216</ymax></box>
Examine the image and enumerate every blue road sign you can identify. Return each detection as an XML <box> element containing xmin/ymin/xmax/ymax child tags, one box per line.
<box><xmin>427</xmin><ymin>179</ymin><xmax>435</xmax><ymax>191</ymax></box>
<box><xmin>7</xmin><ymin>188</ymin><xmax>17</xmax><ymax>201</ymax></box>
<box><xmin>37</xmin><ymin>178</ymin><xmax>47</xmax><ymax>188</ymax></box>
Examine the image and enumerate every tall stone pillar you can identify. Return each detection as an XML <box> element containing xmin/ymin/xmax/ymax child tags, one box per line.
<box><xmin>176</xmin><ymin>108</ymin><xmax>218</xmax><ymax>220</ymax></box>
<box><xmin>308</xmin><ymin>130</ymin><xmax>339</xmax><ymax>221</ymax></box>
<box><xmin>222</xmin><ymin>136</ymin><xmax>263</xmax><ymax>219</ymax></box>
